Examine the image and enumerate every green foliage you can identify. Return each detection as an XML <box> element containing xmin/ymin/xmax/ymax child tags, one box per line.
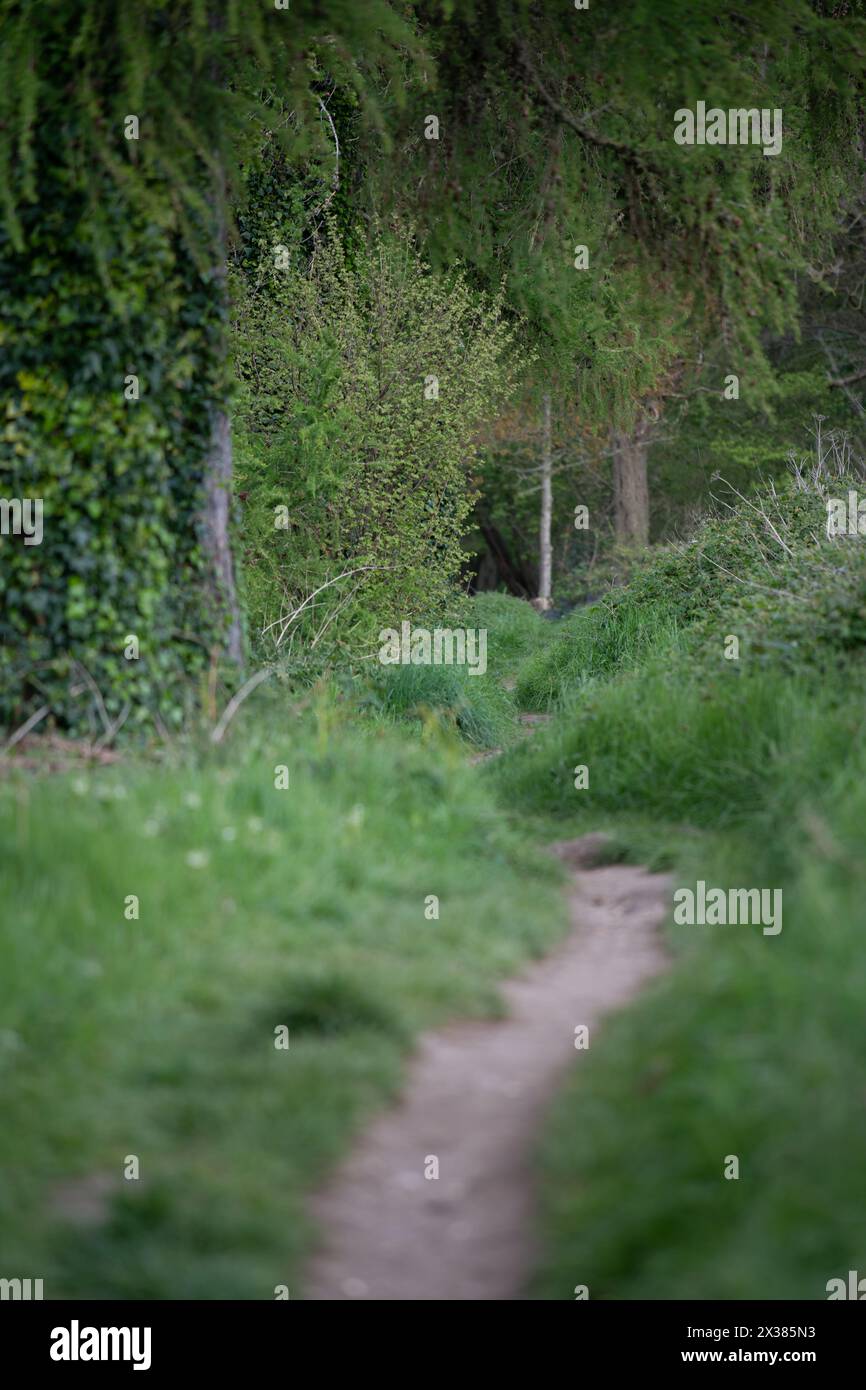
<box><xmin>464</xmin><ymin>591</ymin><xmax>548</xmax><ymax>679</ymax></box>
<box><xmin>4</xmin><ymin>0</ymin><xmax>863</xmax><ymax>727</ymax></box>
<box><xmin>380</xmin><ymin>0</ymin><xmax>865</xmax><ymax>419</ymax></box>
<box><xmin>514</xmin><ymin>436</ymin><xmax>866</xmax><ymax>710</ymax></box>
<box><xmin>650</xmin><ymin>366</ymin><xmax>862</xmax><ymax>539</ymax></box>
<box><xmin>0</xmin><ymin>0</ymin><xmax>430</xmax><ymax>737</ymax></box>
<box><xmin>0</xmin><ymin>0</ymin><xmax>423</xmax><ymax>268</ymax></box>
<box><xmin>232</xmin><ymin>226</ymin><xmax>525</xmax><ymax>658</ymax></box>
<box><xmin>4</xmin><ymin>0</ymin><xmax>866</xmax><ymax>1306</ymax></box>
<box><xmin>515</xmin><ymin>599</ymin><xmax>679</xmax><ymax>712</ymax></box>
<box><xmin>468</xmin><ymin>409</ymin><xmax>617</xmax><ymax>606</ymax></box>
<box><xmin>346</xmin><ymin>591</ymin><xmax>549</xmax><ymax>748</ymax></box>
<box><xmin>0</xmin><ymin>134</ymin><xmax>224</xmax><ymax>734</ymax></box>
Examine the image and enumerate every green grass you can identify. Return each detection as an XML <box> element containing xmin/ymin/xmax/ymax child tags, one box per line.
<box><xmin>0</xmin><ymin>713</ymin><xmax>564</xmax><ymax>1298</ymax></box>
<box><xmin>366</xmin><ymin>657</ymin><xmax>518</xmax><ymax>748</ymax></box>
<box><xmin>337</xmin><ymin>591</ymin><xmax>550</xmax><ymax>749</ymax></box>
<box><xmin>515</xmin><ymin>594</ymin><xmax>680</xmax><ymax>711</ymax></box>
<box><xmin>514</xmin><ymin>476</ymin><xmax>859</xmax><ymax>713</ymax></box>
<box><xmin>493</xmin><ymin>471</ymin><xmax>866</xmax><ymax>1299</ymax></box>
<box><xmin>464</xmin><ymin>591</ymin><xmax>550</xmax><ymax>680</ymax></box>
<box><xmin>5</xmin><ymin>473</ymin><xmax>865</xmax><ymax>1303</ymax></box>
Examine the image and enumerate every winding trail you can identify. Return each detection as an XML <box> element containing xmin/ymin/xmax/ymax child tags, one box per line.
<box><xmin>303</xmin><ymin>833</ymin><xmax>671</xmax><ymax>1300</ymax></box>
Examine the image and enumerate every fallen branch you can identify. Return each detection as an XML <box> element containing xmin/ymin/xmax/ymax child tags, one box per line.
<box><xmin>827</xmin><ymin>363</ymin><xmax>866</xmax><ymax>388</ymax></box>
<box><xmin>819</xmin><ymin>335</ymin><xmax>866</xmax><ymax>421</ymax></box>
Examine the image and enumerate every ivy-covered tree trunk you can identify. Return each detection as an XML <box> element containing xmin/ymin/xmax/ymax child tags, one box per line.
<box><xmin>612</xmin><ymin>418</ymin><xmax>651</xmax><ymax>546</ymax></box>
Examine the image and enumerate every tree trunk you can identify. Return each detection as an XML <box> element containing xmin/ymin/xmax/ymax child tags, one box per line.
<box><xmin>203</xmin><ymin>406</ymin><xmax>243</xmax><ymax>665</ymax></box>
<box><xmin>612</xmin><ymin>418</ymin><xmax>651</xmax><ymax>545</ymax></box>
<box><xmin>537</xmin><ymin>392</ymin><xmax>553</xmax><ymax>609</ymax></box>
<box><xmin>201</xmin><ymin>150</ymin><xmax>243</xmax><ymax>667</ymax></box>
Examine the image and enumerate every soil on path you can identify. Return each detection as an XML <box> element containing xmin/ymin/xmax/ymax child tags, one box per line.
<box><xmin>303</xmin><ymin>833</ymin><xmax>670</xmax><ymax>1300</ymax></box>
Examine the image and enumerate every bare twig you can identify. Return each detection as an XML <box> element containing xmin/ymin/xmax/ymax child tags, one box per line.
<box><xmin>71</xmin><ymin>661</ymin><xmax>112</xmax><ymax>735</ymax></box>
<box><xmin>518</xmin><ymin>43</ymin><xmax>654</xmax><ymax>176</ymax></box>
<box><xmin>2</xmin><ymin>704</ymin><xmax>50</xmax><ymax>753</ymax></box>
<box><xmin>94</xmin><ymin>701</ymin><xmax>132</xmax><ymax>750</ymax></box>
<box><xmin>211</xmin><ymin>667</ymin><xmax>275</xmax><ymax>745</ymax></box>
<box><xmin>310</xmin><ymin>583</ymin><xmax>361</xmax><ymax>650</ymax></box>
<box><xmin>819</xmin><ymin>334</ymin><xmax>866</xmax><ymax>421</ymax></box>
<box><xmin>307</xmin><ymin>93</ymin><xmax>341</xmax><ymax>222</ymax></box>
<box><xmin>264</xmin><ymin>565</ymin><xmax>385</xmax><ymax>648</ymax></box>
<box><xmin>698</xmin><ymin>550</ymin><xmax>795</xmax><ymax>600</ymax></box>
<box><xmin>828</xmin><ymin>363</ymin><xmax>866</xmax><ymax>388</ymax></box>
<box><xmin>713</xmin><ymin>476</ymin><xmax>794</xmax><ymax>556</ymax></box>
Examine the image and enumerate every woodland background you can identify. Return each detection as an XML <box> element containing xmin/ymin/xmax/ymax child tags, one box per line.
<box><xmin>1</xmin><ymin>0</ymin><xmax>864</xmax><ymax>725</ymax></box>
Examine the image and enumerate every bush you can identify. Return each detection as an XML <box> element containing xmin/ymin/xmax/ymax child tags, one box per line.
<box><xmin>514</xmin><ymin>451</ymin><xmax>866</xmax><ymax>710</ymax></box>
<box><xmin>232</xmin><ymin>226</ymin><xmax>525</xmax><ymax>661</ymax></box>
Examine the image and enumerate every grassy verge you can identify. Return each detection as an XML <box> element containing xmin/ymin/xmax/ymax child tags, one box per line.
<box><xmin>354</xmin><ymin>591</ymin><xmax>551</xmax><ymax>747</ymax></box>
<box><xmin>494</xmin><ymin>469</ymin><xmax>866</xmax><ymax>1299</ymax></box>
<box><xmin>0</xmin><ymin>706</ymin><xmax>563</xmax><ymax>1298</ymax></box>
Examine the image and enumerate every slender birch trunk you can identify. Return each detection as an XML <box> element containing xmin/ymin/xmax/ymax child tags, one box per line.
<box><xmin>201</xmin><ymin>148</ymin><xmax>243</xmax><ymax>666</ymax></box>
<box><xmin>538</xmin><ymin>392</ymin><xmax>553</xmax><ymax>609</ymax></box>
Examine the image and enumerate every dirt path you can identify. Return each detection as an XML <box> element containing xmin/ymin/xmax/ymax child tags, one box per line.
<box><xmin>303</xmin><ymin>833</ymin><xmax>671</xmax><ymax>1300</ymax></box>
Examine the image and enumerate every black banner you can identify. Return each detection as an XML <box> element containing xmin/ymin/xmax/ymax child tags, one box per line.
<box><xmin>1</xmin><ymin>1299</ymin><xmax>862</xmax><ymax>1374</ymax></box>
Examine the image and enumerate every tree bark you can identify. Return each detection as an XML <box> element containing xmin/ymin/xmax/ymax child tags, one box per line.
<box><xmin>537</xmin><ymin>392</ymin><xmax>553</xmax><ymax>608</ymax></box>
<box><xmin>201</xmin><ymin>145</ymin><xmax>243</xmax><ymax>667</ymax></box>
<box><xmin>203</xmin><ymin>406</ymin><xmax>243</xmax><ymax>665</ymax></box>
<box><xmin>612</xmin><ymin>417</ymin><xmax>651</xmax><ymax>545</ymax></box>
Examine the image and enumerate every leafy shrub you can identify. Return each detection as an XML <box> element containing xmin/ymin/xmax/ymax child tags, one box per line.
<box><xmin>232</xmin><ymin>225</ymin><xmax>525</xmax><ymax>660</ymax></box>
